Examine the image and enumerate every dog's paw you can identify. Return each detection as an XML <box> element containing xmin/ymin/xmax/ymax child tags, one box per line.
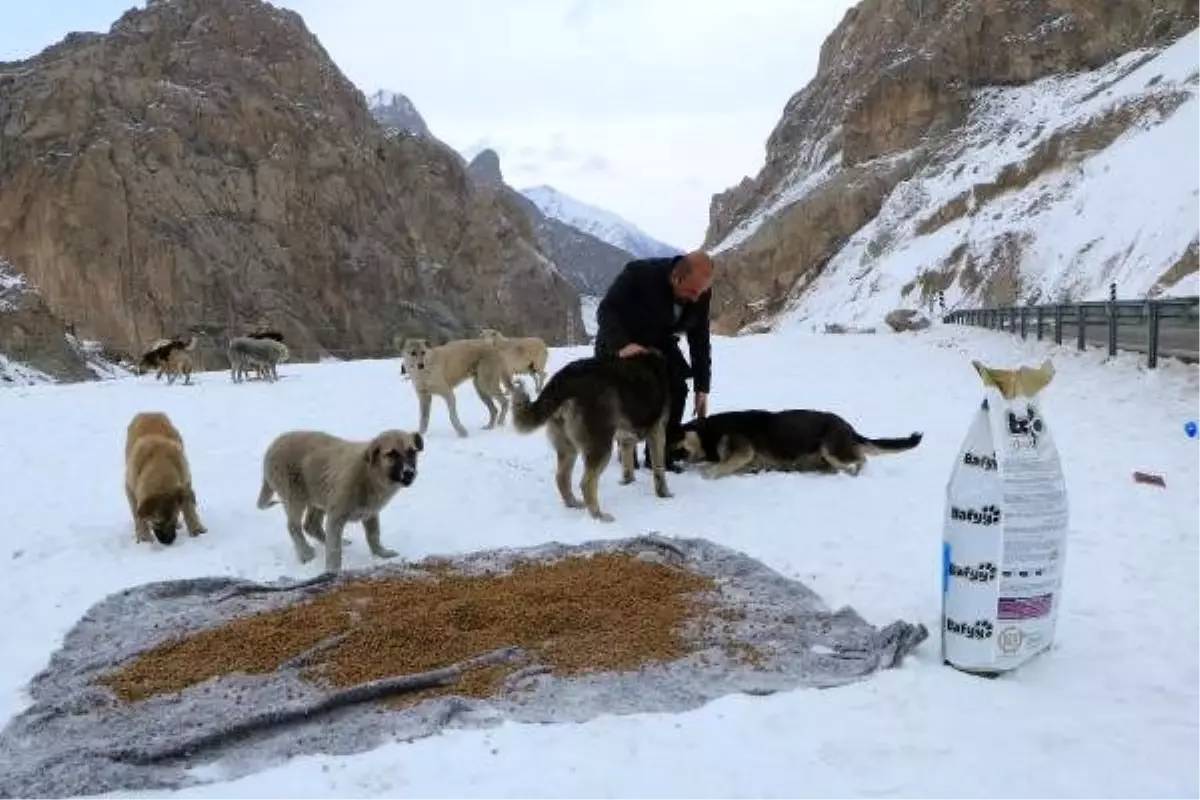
<box><xmin>296</xmin><ymin>545</ymin><xmax>316</xmax><ymax>564</ymax></box>
<box><xmin>189</xmin><ymin>525</ymin><xmax>208</xmax><ymax>536</ymax></box>
<box><xmin>619</xmin><ymin>475</ymin><xmax>635</xmax><ymax>485</ymax></box>
<box><xmin>590</xmin><ymin>511</ymin><xmax>615</xmax><ymax>523</ymax></box>
<box><xmin>563</xmin><ymin>497</ymin><xmax>585</xmax><ymax>510</ymax></box>
<box><xmin>374</xmin><ymin>547</ymin><xmax>399</xmax><ymax>559</ymax></box>
<box><xmin>701</xmin><ymin>467</ymin><xmax>720</xmax><ymax>480</ymax></box>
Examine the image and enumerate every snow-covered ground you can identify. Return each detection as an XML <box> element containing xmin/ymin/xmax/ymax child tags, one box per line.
<box><xmin>579</xmin><ymin>293</ymin><xmax>600</xmax><ymax>338</ymax></box>
<box><xmin>715</xmin><ymin>29</ymin><xmax>1200</xmax><ymax>333</ymax></box>
<box><xmin>1</xmin><ymin>325</ymin><xmax>1196</xmax><ymax>798</ymax></box>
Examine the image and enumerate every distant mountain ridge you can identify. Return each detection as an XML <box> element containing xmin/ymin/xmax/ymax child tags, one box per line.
<box><xmin>365</xmin><ymin>89</ymin><xmax>430</xmax><ymax>137</ymax></box>
<box><xmin>520</xmin><ymin>185</ymin><xmax>682</xmax><ymax>261</ymax></box>
<box><xmin>365</xmin><ymin>90</ymin><xmax>678</xmax><ymax>297</ymax></box>
<box><xmin>465</xmin><ymin>150</ymin><xmax>635</xmax><ymax>298</ymax></box>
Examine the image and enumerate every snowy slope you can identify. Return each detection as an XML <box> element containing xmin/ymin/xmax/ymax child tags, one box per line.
<box><xmin>0</xmin><ymin>326</ymin><xmax>1196</xmax><ymax>798</ymax></box>
<box><xmin>717</xmin><ymin>29</ymin><xmax>1200</xmax><ymax>332</ymax></box>
<box><xmin>521</xmin><ymin>185</ymin><xmax>681</xmax><ymax>260</ymax></box>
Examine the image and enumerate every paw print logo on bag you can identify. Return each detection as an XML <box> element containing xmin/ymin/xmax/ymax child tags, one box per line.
<box><xmin>949</xmin><ymin>504</ymin><xmax>1003</xmax><ymax>526</ymax></box>
<box><xmin>948</xmin><ymin>560</ymin><xmax>999</xmax><ymax>583</ymax></box>
<box><xmin>944</xmin><ymin>617</ymin><xmax>996</xmax><ymax>640</ymax></box>
<box><xmin>1007</xmin><ymin>405</ymin><xmax>1044</xmax><ymax>447</ymax></box>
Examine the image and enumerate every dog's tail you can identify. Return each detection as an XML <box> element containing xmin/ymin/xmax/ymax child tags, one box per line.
<box><xmin>857</xmin><ymin>431</ymin><xmax>923</xmax><ymax>455</ymax></box>
<box><xmin>511</xmin><ymin>371</ymin><xmax>573</xmax><ymax>433</ymax></box>
<box><xmin>256</xmin><ymin>477</ymin><xmax>279</xmax><ymax>509</ymax></box>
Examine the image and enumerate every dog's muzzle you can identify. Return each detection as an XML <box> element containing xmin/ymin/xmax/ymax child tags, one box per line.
<box><xmin>152</xmin><ymin>524</ymin><xmax>178</xmax><ymax>546</ymax></box>
<box><xmin>392</xmin><ymin>463</ymin><xmax>417</xmax><ymax>487</ymax></box>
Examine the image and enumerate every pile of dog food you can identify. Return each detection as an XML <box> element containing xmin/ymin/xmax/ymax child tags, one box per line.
<box><xmin>102</xmin><ymin>551</ymin><xmax>721</xmax><ymax>705</ymax></box>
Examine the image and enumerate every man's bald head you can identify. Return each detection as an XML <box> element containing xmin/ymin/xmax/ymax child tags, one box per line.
<box><xmin>671</xmin><ymin>251</ymin><xmax>714</xmax><ymax>302</ymax></box>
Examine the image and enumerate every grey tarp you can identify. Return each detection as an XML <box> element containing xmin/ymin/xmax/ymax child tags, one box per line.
<box><xmin>0</xmin><ymin>534</ymin><xmax>928</xmax><ymax>798</ymax></box>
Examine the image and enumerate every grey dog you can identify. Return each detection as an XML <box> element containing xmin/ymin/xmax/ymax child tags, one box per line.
<box><xmin>228</xmin><ymin>336</ymin><xmax>290</xmax><ymax>383</ymax></box>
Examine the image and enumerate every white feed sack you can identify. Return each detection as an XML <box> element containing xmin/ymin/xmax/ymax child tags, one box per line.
<box><xmin>941</xmin><ymin>359</ymin><xmax>1069</xmax><ymax>676</ymax></box>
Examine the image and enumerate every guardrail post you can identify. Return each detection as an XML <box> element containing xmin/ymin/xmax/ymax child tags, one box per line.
<box><xmin>1077</xmin><ymin>304</ymin><xmax>1087</xmax><ymax>351</ymax></box>
<box><xmin>1147</xmin><ymin>300</ymin><xmax>1161</xmax><ymax>369</ymax></box>
<box><xmin>1036</xmin><ymin>307</ymin><xmax>1044</xmax><ymax>340</ymax></box>
<box><xmin>1107</xmin><ymin>291</ymin><xmax>1118</xmax><ymax>358</ymax></box>
<box><xmin>1020</xmin><ymin>306</ymin><xmax>1028</xmax><ymax>339</ymax></box>
<box><xmin>1054</xmin><ymin>305</ymin><xmax>1064</xmax><ymax>344</ymax></box>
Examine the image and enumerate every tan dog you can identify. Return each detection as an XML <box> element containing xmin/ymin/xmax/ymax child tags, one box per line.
<box><xmin>163</xmin><ymin>348</ymin><xmax>194</xmax><ymax>385</ymax></box>
<box><xmin>398</xmin><ymin>337</ymin><xmax>512</xmax><ymax>437</ymax></box>
<box><xmin>479</xmin><ymin>328</ymin><xmax>549</xmax><ymax>393</ymax></box>
<box><xmin>124</xmin><ymin>412</ymin><xmax>207</xmax><ymax>545</ymax></box>
<box><xmin>256</xmin><ymin>429</ymin><xmax>423</xmax><ymax>573</ymax></box>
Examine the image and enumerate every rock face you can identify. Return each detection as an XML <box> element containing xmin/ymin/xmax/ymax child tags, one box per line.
<box><xmin>465</xmin><ymin>150</ymin><xmax>635</xmax><ymax>300</ymax></box>
<box><xmin>884</xmin><ymin>308</ymin><xmax>931</xmax><ymax>333</ymax></box>
<box><xmin>704</xmin><ymin>0</ymin><xmax>1199</xmax><ymax>334</ymax></box>
<box><xmin>366</xmin><ymin>90</ymin><xmax>430</xmax><ymax>138</ymax></box>
<box><xmin>0</xmin><ymin>0</ymin><xmax>585</xmax><ymax>361</ymax></box>
<box><xmin>0</xmin><ymin>260</ymin><xmax>110</xmax><ymax>383</ymax></box>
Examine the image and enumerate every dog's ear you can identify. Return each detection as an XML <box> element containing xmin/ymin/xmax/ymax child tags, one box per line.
<box><xmin>366</xmin><ymin>443</ymin><xmax>381</xmax><ymax>465</ymax></box>
<box><xmin>412</xmin><ymin>432</ymin><xmax>424</xmax><ymax>452</ymax></box>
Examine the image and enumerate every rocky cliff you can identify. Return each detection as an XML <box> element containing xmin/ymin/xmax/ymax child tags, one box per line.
<box><xmin>366</xmin><ymin>89</ymin><xmax>430</xmax><ymax>138</ymax></box>
<box><xmin>704</xmin><ymin>0</ymin><xmax>1199</xmax><ymax>334</ymax></box>
<box><xmin>0</xmin><ymin>259</ymin><xmax>124</xmax><ymax>384</ymax></box>
<box><xmin>0</xmin><ymin>0</ymin><xmax>584</xmax><ymax>363</ymax></box>
<box><xmin>465</xmin><ymin>149</ymin><xmax>634</xmax><ymax>300</ymax></box>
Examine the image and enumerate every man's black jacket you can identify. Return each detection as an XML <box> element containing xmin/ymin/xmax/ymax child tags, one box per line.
<box><xmin>593</xmin><ymin>256</ymin><xmax>712</xmax><ymax>394</ymax></box>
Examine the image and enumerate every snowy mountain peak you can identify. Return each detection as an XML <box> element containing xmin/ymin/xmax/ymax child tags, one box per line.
<box><xmin>520</xmin><ymin>185</ymin><xmax>681</xmax><ymax>261</ymax></box>
<box><xmin>366</xmin><ymin>89</ymin><xmax>430</xmax><ymax>137</ymax></box>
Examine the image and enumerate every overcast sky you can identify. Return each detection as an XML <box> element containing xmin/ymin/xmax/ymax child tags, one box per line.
<box><xmin>1</xmin><ymin>0</ymin><xmax>857</xmax><ymax>249</ymax></box>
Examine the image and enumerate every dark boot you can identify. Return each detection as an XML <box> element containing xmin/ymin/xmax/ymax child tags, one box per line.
<box><xmin>639</xmin><ymin>443</ymin><xmax>684</xmax><ymax>473</ymax></box>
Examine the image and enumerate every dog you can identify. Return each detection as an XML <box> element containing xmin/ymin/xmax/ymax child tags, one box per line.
<box><xmin>256</xmin><ymin>429</ymin><xmax>423</xmax><ymax>573</ymax></box>
<box><xmin>510</xmin><ymin>349</ymin><xmax>673</xmax><ymax>523</ymax></box>
<box><xmin>163</xmin><ymin>345</ymin><xmax>195</xmax><ymax>385</ymax></box>
<box><xmin>137</xmin><ymin>336</ymin><xmax>192</xmax><ymax>379</ymax></box>
<box><xmin>398</xmin><ymin>337</ymin><xmax>512</xmax><ymax>437</ymax></box>
<box><xmin>246</xmin><ymin>331</ymin><xmax>286</xmax><ymax>379</ymax></box>
<box><xmin>228</xmin><ymin>336</ymin><xmax>290</xmax><ymax>383</ymax></box>
<box><xmin>479</xmin><ymin>328</ymin><xmax>549</xmax><ymax>393</ymax></box>
<box><xmin>674</xmin><ymin>409</ymin><xmax>923</xmax><ymax>480</ymax></box>
<box><xmin>124</xmin><ymin>411</ymin><xmax>207</xmax><ymax>545</ymax></box>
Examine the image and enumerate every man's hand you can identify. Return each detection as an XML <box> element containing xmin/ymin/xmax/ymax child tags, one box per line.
<box><xmin>694</xmin><ymin>392</ymin><xmax>708</xmax><ymax>419</ymax></box>
<box><xmin>618</xmin><ymin>343</ymin><xmax>647</xmax><ymax>358</ymax></box>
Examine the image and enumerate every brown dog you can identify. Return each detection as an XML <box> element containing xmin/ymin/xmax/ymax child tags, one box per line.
<box><xmin>163</xmin><ymin>348</ymin><xmax>194</xmax><ymax>385</ymax></box>
<box><xmin>124</xmin><ymin>412</ymin><xmax>207</xmax><ymax>545</ymax></box>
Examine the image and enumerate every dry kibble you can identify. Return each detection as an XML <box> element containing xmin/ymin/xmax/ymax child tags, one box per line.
<box><xmin>100</xmin><ymin>553</ymin><xmax>723</xmax><ymax>705</ymax></box>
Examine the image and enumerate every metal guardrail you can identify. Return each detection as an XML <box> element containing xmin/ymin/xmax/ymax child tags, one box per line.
<box><xmin>941</xmin><ymin>290</ymin><xmax>1199</xmax><ymax>369</ymax></box>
